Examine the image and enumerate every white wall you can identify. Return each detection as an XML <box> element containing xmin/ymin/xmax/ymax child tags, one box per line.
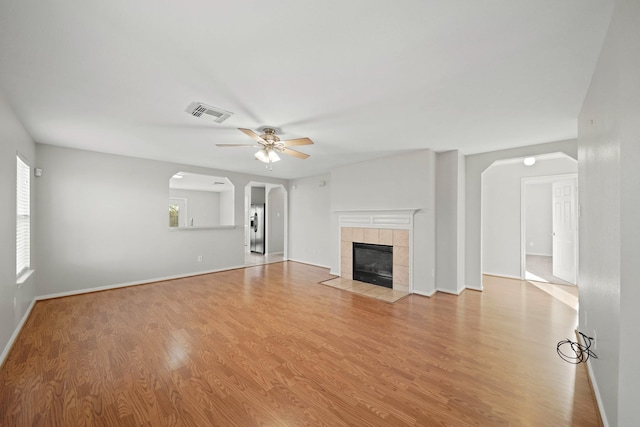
<box><xmin>288</xmin><ymin>174</ymin><xmax>331</xmax><ymax>268</ymax></box>
<box><xmin>436</xmin><ymin>150</ymin><xmax>466</xmax><ymax>294</ymax></box>
<box><xmin>0</xmin><ymin>90</ymin><xmax>37</xmax><ymax>361</ymax></box>
<box><xmin>35</xmin><ymin>144</ymin><xmax>287</xmax><ymax>296</ymax></box>
<box><xmin>267</xmin><ymin>186</ymin><xmax>285</xmax><ymax>254</ymax></box>
<box><xmin>525</xmin><ymin>183</ymin><xmax>552</xmax><ymax>256</ymax></box>
<box><xmin>482</xmin><ymin>157</ymin><xmax>576</xmax><ymax>279</ymax></box>
<box><xmin>578</xmin><ymin>0</ymin><xmax>640</xmax><ymax>424</ymax></box>
<box><xmin>251</xmin><ymin>187</ymin><xmax>265</xmax><ymax>205</ymax></box>
<box><xmin>219</xmin><ymin>190</ymin><xmax>234</xmax><ymax>226</ymax></box>
<box><xmin>617</xmin><ymin>1</ymin><xmax>640</xmax><ymax>422</ymax></box>
<box><xmin>456</xmin><ymin>152</ymin><xmax>466</xmax><ymax>293</ymax></box>
<box><xmin>465</xmin><ymin>139</ymin><xmax>577</xmax><ymax>290</ymax></box>
<box><xmin>331</xmin><ymin>150</ymin><xmax>436</xmax><ymax>295</ymax></box>
<box><xmin>169</xmin><ymin>188</ymin><xmax>220</xmax><ymax>227</ymax></box>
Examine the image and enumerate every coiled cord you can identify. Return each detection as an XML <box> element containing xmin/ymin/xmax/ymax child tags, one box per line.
<box><xmin>557</xmin><ymin>331</ymin><xmax>598</xmax><ymax>364</ymax></box>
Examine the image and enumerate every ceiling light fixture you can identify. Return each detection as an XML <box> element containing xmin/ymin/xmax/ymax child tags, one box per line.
<box><xmin>268</xmin><ymin>150</ymin><xmax>280</xmax><ymax>163</ymax></box>
<box><xmin>172</xmin><ymin>174</ymin><xmax>183</xmax><ymax>179</ymax></box>
<box><xmin>254</xmin><ymin>149</ymin><xmax>268</xmax><ymax>163</ymax></box>
<box><xmin>523</xmin><ymin>157</ymin><xmax>536</xmax><ymax>166</ymax></box>
<box><xmin>255</xmin><ymin>147</ymin><xmax>281</xmax><ymax>170</ymax></box>
<box><xmin>217</xmin><ymin>128</ymin><xmax>312</xmax><ymax>168</ymax></box>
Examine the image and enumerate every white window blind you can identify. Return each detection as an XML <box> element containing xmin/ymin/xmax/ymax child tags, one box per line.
<box><xmin>16</xmin><ymin>154</ymin><xmax>30</xmax><ymax>276</ymax></box>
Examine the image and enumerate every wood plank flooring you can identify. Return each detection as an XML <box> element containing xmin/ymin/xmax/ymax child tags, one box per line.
<box><xmin>0</xmin><ymin>262</ymin><xmax>601</xmax><ymax>426</ymax></box>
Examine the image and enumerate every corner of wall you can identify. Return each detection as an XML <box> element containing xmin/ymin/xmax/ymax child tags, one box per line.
<box><xmin>0</xmin><ymin>88</ymin><xmax>38</xmax><ymax>368</ymax></box>
<box><xmin>435</xmin><ymin>150</ymin><xmax>466</xmax><ymax>295</ymax></box>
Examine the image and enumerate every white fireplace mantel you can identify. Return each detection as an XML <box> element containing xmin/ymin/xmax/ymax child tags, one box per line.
<box><xmin>334</xmin><ymin>208</ymin><xmax>421</xmax><ymax>229</ymax></box>
<box><xmin>335</xmin><ymin>209</ymin><xmax>421</xmax><ymax>293</ymax></box>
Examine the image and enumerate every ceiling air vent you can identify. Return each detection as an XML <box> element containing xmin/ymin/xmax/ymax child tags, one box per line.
<box><xmin>186</xmin><ymin>102</ymin><xmax>233</xmax><ymax>123</ymax></box>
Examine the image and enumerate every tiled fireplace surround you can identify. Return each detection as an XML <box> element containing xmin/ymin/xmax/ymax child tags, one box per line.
<box><xmin>338</xmin><ymin>212</ymin><xmax>414</xmax><ymax>293</ymax></box>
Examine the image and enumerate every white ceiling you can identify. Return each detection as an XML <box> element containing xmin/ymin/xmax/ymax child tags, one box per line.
<box><xmin>0</xmin><ymin>0</ymin><xmax>613</xmax><ymax>179</ymax></box>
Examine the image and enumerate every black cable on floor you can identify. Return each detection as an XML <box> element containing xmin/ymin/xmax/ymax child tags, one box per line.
<box><xmin>557</xmin><ymin>331</ymin><xmax>598</xmax><ymax>364</ymax></box>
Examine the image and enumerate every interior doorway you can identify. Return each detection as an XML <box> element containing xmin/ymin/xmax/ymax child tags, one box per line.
<box><xmin>521</xmin><ymin>173</ymin><xmax>578</xmax><ymax>286</ymax></box>
<box><xmin>244</xmin><ymin>182</ymin><xmax>288</xmax><ymax>266</ymax></box>
<box><xmin>481</xmin><ymin>152</ymin><xmax>578</xmax><ymax>284</ymax></box>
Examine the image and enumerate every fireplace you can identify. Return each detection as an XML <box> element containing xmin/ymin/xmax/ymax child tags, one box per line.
<box><xmin>338</xmin><ymin>213</ymin><xmax>415</xmax><ymax>293</ymax></box>
<box><xmin>352</xmin><ymin>242</ymin><xmax>393</xmax><ymax>288</ymax></box>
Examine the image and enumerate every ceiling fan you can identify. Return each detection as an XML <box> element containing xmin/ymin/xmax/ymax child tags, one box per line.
<box><xmin>217</xmin><ymin>128</ymin><xmax>313</xmax><ymax>169</ymax></box>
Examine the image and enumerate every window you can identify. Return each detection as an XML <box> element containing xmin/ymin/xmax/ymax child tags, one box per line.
<box><xmin>16</xmin><ymin>154</ymin><xmax>30</xmax><ymax>276</ymax></box>
<box><xmin>169</xmin><ymin>202</ymin><xmax>181</xmax><ymax>227</ymax></box>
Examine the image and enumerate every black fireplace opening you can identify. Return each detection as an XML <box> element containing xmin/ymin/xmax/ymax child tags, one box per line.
<box><xmin>353</xmin><ymin>242</ymin><xmax>393</xmax><ymax>288</ymax></box>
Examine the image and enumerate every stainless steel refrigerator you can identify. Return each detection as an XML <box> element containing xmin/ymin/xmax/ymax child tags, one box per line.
<box><xmin>249</xmin><ymin>204</ymin><xmax>265</xmax><ymax>254</ymax></box>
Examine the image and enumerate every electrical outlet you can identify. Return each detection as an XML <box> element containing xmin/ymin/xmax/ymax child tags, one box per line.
<box><xmin>197</xmin><ymin>255</ymin><xmax>203</xmax><ymax>262</ymax></box>
<box><xmin>592</xmin><ymin>330</ymin><xmax>597</xmax><ymax>350</ymax></box>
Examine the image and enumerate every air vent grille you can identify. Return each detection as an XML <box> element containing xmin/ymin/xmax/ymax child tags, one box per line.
<box><xmin>186</xmin><ymin>102</ymin><xmax>233</xmax><ymax>123</ymax></box>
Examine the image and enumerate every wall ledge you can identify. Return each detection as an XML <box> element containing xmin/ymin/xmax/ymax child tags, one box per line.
<box><xmin>16</xmin><ymin>269</ymin><xmax>34</xmax><ymax>287</ymax></box>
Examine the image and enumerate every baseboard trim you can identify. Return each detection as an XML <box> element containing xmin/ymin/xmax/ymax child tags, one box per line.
<box><xmin>36</xmin><ymin>265</ymin><xmax>247</xmax><ymax>301</ymax></box>
<box><xmin>286</xmin><ymin>258</ymin><xmax>332</xmax><ymax>271</ymax></box>
<box><xmin>0</xmin><ymin>298</ymin><xmax>36</xmax><ymax>368</ymax></box>
<box><xmin>436</xmin><ymin>288</ymin><xmax>464</xmax><ymax>296</ymax></box>
<box><xmin>412</xmin><ymin>289</ymin><xmax>436</xmax><ymax>298</ymax></box>
<box><xmin>526</xmin><ymin>252</ymin><xmax>552</xmax><ymax>257</ymax></box>
<box><xmin>483</xmin><ymin>272</ymin><xmax>523</xmax><ymax>281</ymax></box>
<box><xmin>578</xmin><ymin>331</ymin><xmax>609</xmax><ymax>427</ymax></box>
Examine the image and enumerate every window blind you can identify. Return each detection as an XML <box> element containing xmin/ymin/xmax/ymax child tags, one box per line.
<box><xmin>16</xmin><ymin>154</ymin><xmax>30</xmax><ymax>276</ymax></box>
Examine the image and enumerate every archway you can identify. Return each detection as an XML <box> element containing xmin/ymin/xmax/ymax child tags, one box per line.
<box><xmin>480</xmin><ymin>152</ymin><xmax>577</xmax><ymax>285</ymax></box>
<box><xmin>244</xmin><ymin>182</ymin><xmax>288</xmax><ymax>266</ymax></box>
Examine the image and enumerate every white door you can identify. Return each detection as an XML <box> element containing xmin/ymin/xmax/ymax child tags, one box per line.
<box><xmin>552</xmin><ymin>178</ymin><xmax>577</xmax><ymax>284</ymax></box>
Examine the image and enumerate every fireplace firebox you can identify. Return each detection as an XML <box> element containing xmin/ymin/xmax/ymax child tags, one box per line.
<box><xmin>352</xmin><ymin>242</ymin><xmax>393</xmax><ymax>288</ymax></box>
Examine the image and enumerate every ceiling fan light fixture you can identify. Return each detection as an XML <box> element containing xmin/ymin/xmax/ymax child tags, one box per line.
<box><xmin>223</xmin><ymin>128</ymin><xmax>312</xmax><ymax>167</ymax></box>
<box><xmin>268</xmin><ymin>150</ymin><xmax>280</xmax><ymax>162</ymax></box>
<box><xmin>255</xmin><ymin>148</ymin><xmax>269</xmax><ymax>163</ymax></box>
<box><xmin>255</xmin><ymin>148</ymin><xmax>281</xmax><ymax>163</ymax></box>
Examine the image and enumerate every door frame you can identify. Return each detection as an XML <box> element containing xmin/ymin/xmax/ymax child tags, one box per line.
<box><xmin>520</xmin><ymin>173</ymin><xmax>578</xmax><ymax>281</ymax></box>
<box><xmin>244</xmin><ymin>182</ymin><xmax>288</xmax><ymax>259</ymax></box>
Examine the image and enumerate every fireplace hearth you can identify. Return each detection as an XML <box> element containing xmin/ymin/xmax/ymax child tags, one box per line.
<box><xmin>353</xmin><ymin>242</ymin><xmax>393</xmax><ymax>288</ymax></box>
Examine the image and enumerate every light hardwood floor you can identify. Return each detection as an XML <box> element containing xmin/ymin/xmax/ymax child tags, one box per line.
<box><xmin>0</xmin><ymin>262</ymin><xmax>600</xmax><ymax>426</ymax></box>
<box><xmin>525</xmin><ymin>254</ymin><xmax>575</xmax><ymax>286</ymax></box>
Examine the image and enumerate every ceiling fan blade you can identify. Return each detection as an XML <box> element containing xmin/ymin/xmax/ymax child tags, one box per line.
<box><xmin>238</xmin><ymin>128</ymin><xmax>266</xmax><ymax>144</ymax></box>
<box><xmin>280</xmin><ymin>147</ymin><xmax>310</xmax><ymax>159</ymax></box>
<box><xmin>216</xmin><ymin>144</ymin><xmax>259</xmax><ymax>147</ymax></box>
<box><xmin>281</xmin><ymin>137</ymin><xmax>314</xmax><ymax>147</ymax></box>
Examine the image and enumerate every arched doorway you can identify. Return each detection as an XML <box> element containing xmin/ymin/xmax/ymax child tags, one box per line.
<box><xmin>481</xmin><ymin>152</ymin><xmax>577</xmax><ymax>285</ymax></box>
<box><xmin>244</xmin><ymin>182</ymin><xmax>288</xmax><ymax>266</ymax></box>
